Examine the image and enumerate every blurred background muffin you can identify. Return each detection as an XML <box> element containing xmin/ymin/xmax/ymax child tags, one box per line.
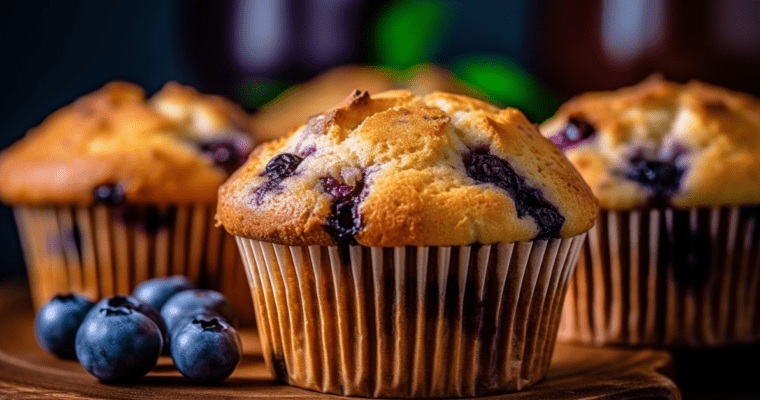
<box><xmin>0</xmin><ymin>81</ymin><xmax>257</xmax><ymax>324</ymax></box>
<box><xmin>542</xmin><ymin>76</ymin><xmax>760</xmax><ymax>347</ymax></box>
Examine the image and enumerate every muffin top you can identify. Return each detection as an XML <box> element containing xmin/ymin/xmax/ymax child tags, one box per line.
<box><xmin>541</xmin><ymin>75</ymin><xmax>760</xmax><ymax>209</ymax></box>
<box><xmin>0</xmin><ymin>81</ymin><xmax>253</xmax><ymax>206</ymax></box>
<box><xmin>218</xmin><ymin>89</ymin><xmax>597</xmax><ymax>247</ymax></box>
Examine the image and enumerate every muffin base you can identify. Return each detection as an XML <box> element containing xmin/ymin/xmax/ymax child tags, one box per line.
<box><xmin>559</xmin><ymin>207</ymin><xmax>760</xmax><ymax>347</ymax></box>
<box><xmin>13</xmin><ymin>205</ymin><xmax>255</xmax><ymax>324</ymax></box>
<box><xmin>236</xmin><ymin>235</ymin><xmax>586</xmax><ymax>398</ymax></box>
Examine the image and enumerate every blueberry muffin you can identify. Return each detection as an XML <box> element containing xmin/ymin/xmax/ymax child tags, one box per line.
<box><xmin>0</xmin><ymin>81</ymin><xmax>256</xmax><ymax>324</ymax></box>
<box><xmin>218</xmin><ymin>89</ymin><xmax>597</xmax><ymax>397</ymax></box>
<box><xmin>542</xmin><ymin>75</ymin><xmax>760</xmax><ymax>347</ymax></box>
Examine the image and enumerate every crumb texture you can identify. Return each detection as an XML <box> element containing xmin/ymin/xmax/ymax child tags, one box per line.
<box><xmin>219</xmin><ymin>90</ymin><xmax>597</xmax><ymax>246</ymax></box>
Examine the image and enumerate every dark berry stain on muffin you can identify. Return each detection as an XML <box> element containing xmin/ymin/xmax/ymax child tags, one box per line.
<box><xmin>624</xmin><ymin>159</ymin><xmax>684</xmax><ymax>199</ymax></box>
<box><xmin>198</xmin><ymin>134</ymin><xmax>252</xmax><ymax>174</ymax></box>
<box><xmin>262</xmin><ymin>153</ymin><xmax>303</xmax><ymax>180</ymax></box>
<box><xmin>300</xmin><ymin>145</ymin><xmax>316</xmax><ymax>158</ymax></box>
<box><xmin>321</xmin><ymin>174</ymin><xmax>367</xmax><ymax>246</ymax></box>
<box><xmin>465</xmin><ymin>148</ymin><xmax>565</xmax><ymax>240</ymax></box>
<box><xmin>252</xmin><ymin>153</ymin><xmax>304</xmax><ymax>205</ymax></box>
<box><xmin>549</xmin><ymin>117</ymin><xmax>596</xmax><ymax>151</ymax></box>
<box><xmin>94</xmin><ymin>183</ymin><xmax>126</xmax><ymax>205</ymax></box>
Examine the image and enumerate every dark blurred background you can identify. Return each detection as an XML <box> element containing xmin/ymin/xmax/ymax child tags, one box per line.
<box><xmin>2</xmin><ymin>0</ymin><xmax>760</xmax><ymax>279</ymax></box>
<box><xmin>3</xmin><ymin>2</ymin><xmax>760</xmax><ymax>398</ymax></box>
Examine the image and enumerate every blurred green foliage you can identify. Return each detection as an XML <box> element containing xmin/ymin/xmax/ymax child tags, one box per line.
<box><xmin>373</xmin><ymin>0</ymin><xmax>452</xmax><ymax>71</ymax></box>
<box><xmin>454</xmin><ymin>56</ymin><xmax>561</xmax><ymax>121</ymax></box>
<box><xmin>241</xmin><ymin>0</ymin><xmax>562</xmax><ymax>121</ymax></box>
<box><xmin>240</xmin><ymin>77</ymin><xmax>294</xmax><ymax>110</ymax></box>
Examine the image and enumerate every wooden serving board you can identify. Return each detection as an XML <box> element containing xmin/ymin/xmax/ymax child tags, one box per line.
<box><xmin>0</xmin><ymin>282</ymin><xmax>680</xmax><ymax>399</ymax></box>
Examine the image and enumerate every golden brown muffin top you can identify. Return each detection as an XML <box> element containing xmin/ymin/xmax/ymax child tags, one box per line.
<box><xmin>542</xmin><ymin>75</ymin><xmax>760</xmax><ymax>209</ymax></box>
<box><xmin>0</xmin><ymin>81</ymin><xmax>253</xmax><ymax>206</ymax></box>
<box><xmin>218</xmin><ymin>89</ymin><xmax>597</xmax><ymax>247</ymax></box>
<box><xmin>250</xmin><ymin>64</ymin><xmax>487</xmax><ymax>143</ymax></box>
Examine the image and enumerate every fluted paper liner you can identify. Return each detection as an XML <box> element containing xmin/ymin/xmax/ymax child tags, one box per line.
<box><xmin>559</xmin><ymin>207</ymin><xmax>760</xmax><ymax>347</ymax></box>
<box><xmin>13</xmin><ymin>205</ymin><xmax>255</xmax><ymax>325</ymax></box>
<box><xmin>236</xmin><ymin>235</ymin><xmax>586</xmax><ymax>398</ymax></box>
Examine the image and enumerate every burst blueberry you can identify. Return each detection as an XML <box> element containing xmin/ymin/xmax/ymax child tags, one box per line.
<box><xmin>75</xmin><ymin>307</ymin><xmax>163</xmax><ymax>381</ymax></box>
<box><xmin>253</xmin><ymin>153</ymin><xmax>304</xmax><ymax>204</ymax></box>
<box><xmin>262</xmin><ymin>153</ymin><xmax>303</xmax><ymax>180</ymax></box>
<box><xmin>321</xmin><ymin>175</ymin><xmax>367</xmax><ymax>246</ymax></box>
<box><xmin>34</xmin><ymin>293</ymin><xmax>94</xmax><ymax>359</ymax></box>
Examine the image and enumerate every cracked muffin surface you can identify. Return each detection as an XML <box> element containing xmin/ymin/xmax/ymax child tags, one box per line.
<box><xmin>218</xmin><ymin>89</ymin><xmax>597</xmax><ymax>247</ymax></box>
<box><xmin>541</xmin><ymin>75</ymin><xmax>760</xmax><ymax>209</ymax></box>
<box><xmin>0</xmin><ymin>81</ymin><xmax>253</xmax><ymax>206</ymax></box>
<box><xmin>217</xmin><ymin>90</ymin><xmax>597</xmax><ymax>247</ymax></box>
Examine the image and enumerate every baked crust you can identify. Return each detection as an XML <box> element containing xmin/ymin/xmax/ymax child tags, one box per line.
<box><xmin>0</xmin><ymin>82</ymin><xmax>253</xmax><ymax>205</ymax></box>
<box><xmin>542</xmin><ymin>75</ymin><xmax>760</xmax><ymax>209</ymax></box>
<box><xmin>218</xmin><ymin>90</ymin><xmax>598</xmax><ymax>246</ymax></box>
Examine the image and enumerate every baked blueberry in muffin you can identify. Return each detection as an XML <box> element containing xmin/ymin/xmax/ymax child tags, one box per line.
<box><xmin>542</xmin><ymin>74</ymin><xmax>760</xmax><ymax>210</ymax></box>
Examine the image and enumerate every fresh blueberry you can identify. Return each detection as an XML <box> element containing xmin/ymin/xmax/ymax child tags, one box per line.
<box><xmin>132</xmin><ymin>275</ymin><xmax>195</xmax><ymax>312</ymax></box>
<box><xmin>465</xmin><ymin>149</ymin><xmax>565</xmax><ymax>240</ymax></box>
<box><xmin>87</xmin><ymin>295</ymin><xmax>167</xmax><ymax>347</ymax></box>
<box><xmin>161</xmin><ymin>289</ymin><xmax>238</xmax><ymax>336</ymax></box>
<box><xmin>549</xmin><ymin>117</ymin><xmax>596</xmax><ymax>151</ymax></box>
<box><xmin>35</xmin><ymin>293</ymin><xmax>94</xmax><ymax>359</ymax></box>
<box><xmin>171</xmin><ymin>315</ymin><xmax>242</xmax><ymax>384</ymax></box>
<box><xmin>93</xmin><ymin>183</ymin><xmax>126</xmax><ymax>205</ymax></box>
<box><xmin>252</xmin><ymin>153</ymin><xmax>304</xmax><ymax>204</ymax></box>
<box><xmin>321</xmin><ymin>176</ymin><xmax>367</xmax><ymax>246</ymax></box>
<box><xmin>75</xmin><ymin>307</ymin><xmax>163</xmax><ymax>381</ymax></box>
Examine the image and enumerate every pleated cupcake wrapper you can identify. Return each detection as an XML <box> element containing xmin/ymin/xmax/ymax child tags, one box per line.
<box><xmin>13</xmin><ymin>205</ymin><xmax>255</xmax><ymax>325</ymax></box>
<box><xmin>236</xmin><ymin>235</ymin><xmax>586</xmax><ymax>398</ymax></box>
<box><xmin>558</xmin><ymin>206</ymin><xmax>760</xmax><ymax>347</ymax></box>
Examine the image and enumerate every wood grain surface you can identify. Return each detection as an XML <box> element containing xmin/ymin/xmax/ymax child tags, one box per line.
<box><xmin>0</xmin><ymin>281</ymin><xmax>680</xmax><ymax>399</ymax></box>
